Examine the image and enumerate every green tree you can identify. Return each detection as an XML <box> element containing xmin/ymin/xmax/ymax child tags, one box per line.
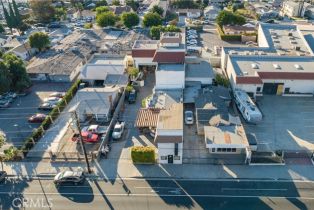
<box><xmin>172</xmin><ymin>0</ymin><xmax>200</xmax><ymax>9</ymax></box>
<box><xmin>12</xmin><ymin>0</ymin><xmax>22</xmax><ymax>28</ymax></box>
<box><xmin>0</xmin><ymin>24</ymin><xmax>4</xmax><ymax>33</ymax></box>
<box><xmin>96</xmin><ymin>6</ymin><xmax>109</xmax><ymax>15</ymax></box>
<box><xmin>150</xmin><ymin>25</ymin><xmax>181</xmax><ymax>39</ymax></box>
<box><xmin>125</xmin><ymin>0</ymin><xmax>139</xmax><ymax>11</ymax></box>
<box><xmin>55</xmin><ymin>7</ymin><xmax>66</xmax><ymax>21</ymax></box>
<box><xmin>143</xmin><ymin>12</ymin><xmax>162</xmax><ymax>28</ymax></box>
<box><xmin>0</xmin><ymin>134</ymin><xmax>6</xmax><ymax>170</ymax></box>
<box><xmin>0</xmin><ymin>62</ymin><xmax>11</xmax><ymax>94</ymax></box>
<box><xmin>29</xmin><ymin>0</ymin><xmax>55</xmax><ymax>23</ymax></box>
<box><xmin>2</xmin><ymin>53</ymin><xmax>31</xmax><ymax>92</ymax></box>
<box><xmin>4</xmin><ymin>146</ymin><xmax>19</xmax><ymax>161</ymax></box>
<box><xmin>203</xmin><ymin>0</ymin><xmax>209</xmax><ymax>6</ymax></box>
<box><xmin>29</xmin><ymin>32</ymin><xmax>50</xmax><ymax>51</ymax></box>
<box><xmin>1</xmin><ymin>0</ymin><xmax>14</xmax><ymax>32</ymax></box>
<box><xmin>150</xmin><ymin>5</ymin><xmax>164</xmax><ymax>16</ymax></box>
<box><xmin>127</xmin><ymin>67</ymin><xmax>139</xmax><ymax>79</ymax></box>
<box><xmin>216</xmin><ymin>10</ymin><xmax>246</xmax><ymax>27</ymax></box>
<box><xmin>96</xmin><ymin>0</ymin><xmax>107</xmax><ymax>7</ymax></box>
<box><xmin>121</xmin><ymin>12</ymin><xmax>139</xmax><ymax>28</ymax></box>
<box><xmin>112</xmin><ymin>0</ymin><xmax>120</xmax><ymax>6</ymax></box>
<box><xmin>96</xmin><ymin>11</ymin><xmax>117</xmax><ymax>27</ymax></box>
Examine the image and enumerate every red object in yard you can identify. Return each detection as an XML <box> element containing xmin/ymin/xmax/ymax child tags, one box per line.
<box><xmin>71</xmin><ymin>132</ymin><xmax>99</xmax><ymax>143</ymax></box>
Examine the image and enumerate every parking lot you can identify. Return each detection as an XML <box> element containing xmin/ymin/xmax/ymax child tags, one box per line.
<box><xmin>243</xmin><ymin>96</ymin><xmax>314</xmax><ymax>151</ymax></box>
<box><xmin>0</xmin><ymin>82</ymin><xmax>70</xmax><ymax>148</ymax></box>
<box><xmin>200</xmin><ymin>23</ymin><xmax>245</xmax><ymax>53</ymax></box>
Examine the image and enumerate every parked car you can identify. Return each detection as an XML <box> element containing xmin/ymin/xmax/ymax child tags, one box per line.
<box><xmin>53</xmin><ymin>168</ymin><xmax>85</xmax><ymax>185</ymax></box>
<box><xmin>49</xmin><ymin>92</ymin><xmax>65</xmax><ymax>98</ymax></box>
<box><xmin>0</xmin><ymin>171</ymin><xmax>7</xmax><ymax>183</ymax></box>
<box><xmin>44</xmin><ymin>97</ymin><xmax>62</xmax><ymax>103</ymax></box>
<box><xmin>81</xmin><ymin>125</ymin><xmax>107</xmax><ymax>134</ymax></box>
<box><xmin>38</xmin><ymin>102</ymin><xmax>57</xmax><ymax>110</ymax></box>
<box><xmin>28</xmin><ymin>113</ymin><xmax>47</xmax><ymax>123</ymax></box>
<box><xmin>128</xmin><ymin>90</ymin><xmax>137</xmax><ymax>104</ymax></box>
<box><xmin>0</xmin><ymin>100</ymin><xmax>10</xmax><ymax>108</ymax></box>
<box><xmin>112</xmin><ymin>121</ymin><xmax>125</xmax><ymax>140</ymax></box>
<box><xmin>184</xmin><ymin>111</ymin><xmax>194</xmax><ymax>125</ymax></box>
<box><xmin>72</xmin><ymin>132</ymin><xmax>99</xmax><ymax>143</ymax></box>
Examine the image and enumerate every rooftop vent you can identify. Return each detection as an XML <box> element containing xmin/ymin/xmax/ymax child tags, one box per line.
<box><xmin>273</xmin><ymin>64</ymin><xmax>281</xmax><ymax>69</ymax></box>
<box><xmin>251</xmin><ymin>63</ymin><xmax>259</xmax><ymax>69</ymax></box>
<box><xmin>294</xmin><ymin>64</ymin><xmax>303</xmax><ymax>70</ymax></box>
<box><xmin>243</xmin><ymin>71</ymin><xmax>249</xmax><ymax>75</ymax></box>
<box><xmin>294</xmin><ymin>46</ymin><xmax>301</xmax><ymax>51</ymax></box>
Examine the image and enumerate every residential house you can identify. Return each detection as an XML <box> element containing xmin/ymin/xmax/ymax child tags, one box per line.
<box><xmin>110</xmin><ymin>5</ymin><xmax>132</xmax><ymax>15</ymax></box>
<box><xmin>79</xmin><ymin>54</ymin><xmax>128</xmax><ymax>87</ymax></box>
<box><xmin>280</xmin><ymin>1</ymin><xmax>309</xmax><ymax>18</ymax></box>
<box><xmin>204</xmin><ymin>5</ymin><xmax>220</xmax><ymax>20</ymax></box>
<box><xmin>2</xmin><ymin>38</ymin><xmax>36</xmax><ymax>60</ymax></box>
<box><xmin>177</xmin><ymin>9</ymin><xmax>202</xmax><ymax>19</ymax></box>
<box><xmin>185</xmin><ymin>57</ymin><xmax>214</xmax><ymax>85</ymax></box>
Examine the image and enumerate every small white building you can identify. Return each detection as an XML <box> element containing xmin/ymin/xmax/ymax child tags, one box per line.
<box><xmin>204</xmin><ymin>5</ymin><xmax>220</xmax><ymax>20</ymax></box>
<box><xmin>155</xmin><ymin>103</ymin><xmax>183</xmax><ymax>164</ymax></box>
<box><xmin>156</xmin><ymin>64</ymin><xmax>185</xmax><ymax>90</ymax></box>
<box><xmin>177</xmin><ymin>9</ymin><xmax>202</xmax><ymax>19</ymax></box>
<box><xmin>280</xmin><ymin>1</ymin><xmax>308</xmax><ymax>18</ymax></box>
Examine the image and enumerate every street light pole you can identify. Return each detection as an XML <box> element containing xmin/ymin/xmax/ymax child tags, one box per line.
<box><xmin>72</xmin><ymin>110</ymin><xmax>92</xmax><ymax>174</ymax></box>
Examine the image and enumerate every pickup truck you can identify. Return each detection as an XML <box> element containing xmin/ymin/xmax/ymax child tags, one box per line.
<box><xmin>112</xmin><ymin>122</ymin><xmax>125</xmax><ymax>140</ymax></box>
<box><xmin>71</xmin><ymin>132</ymin><xmax>99</xmax><ymax>143</ymax></box>
<box><xmin>81</xmin><ymin>125</ymin><xmax>107</xmax><ymax>134</ymax></box>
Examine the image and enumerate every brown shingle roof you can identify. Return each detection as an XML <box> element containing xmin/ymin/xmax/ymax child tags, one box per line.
<box><xmin>155</xmin><ymin>135</ymin><xmax>182</xmax><ymax>143</ymax></box>
<box><xmin>132</xmin><ymin>49</ymin><xmax>156</xmax><ymax>58</ymax></box>
<box><xmin>135</xmin><ymin>108</ymin><xmax>161</xmax><ymax>128</ymax></box>
<box><xmin>152</xmin><ymin>52</ymin><xmax>185</xmax><ymax>63</ymax></box>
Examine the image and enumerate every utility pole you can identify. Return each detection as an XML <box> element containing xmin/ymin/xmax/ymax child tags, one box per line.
<box><xmin>72</xmin><ymin>110</ymin><xmax>92</xmax><ymax>174</ymax></box>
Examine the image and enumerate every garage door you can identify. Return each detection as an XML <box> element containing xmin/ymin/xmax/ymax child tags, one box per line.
<box><xmin>263</xmin><ymin>83</ymin><xmax>283</xmax><ymax>95</ymax></box>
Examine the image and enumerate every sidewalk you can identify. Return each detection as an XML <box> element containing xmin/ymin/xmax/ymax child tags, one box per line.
<box><xmin>3</xmin><ymin>159</ymin><xmax>314</xmax><ymax>181</ymax></box>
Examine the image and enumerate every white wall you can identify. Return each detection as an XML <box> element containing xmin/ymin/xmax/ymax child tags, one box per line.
<box><xmin>263</xmin><ymin>79</ymin><xmax>314</xmax><ymax>94</ymax></box>
<box><xmin>185</xmin><ymin>77</ymin><xmax>213</xmax><ymax>85</ymax></box>
<box><xmin>258</xmin><ymin>25</ymin><xmax>269</xmax><ymax>48</ymax></box>
<box><xmin>155</xmin><ymin>70</ymin><xmax>185</xmax><ymax>89</ymax></box>
<box><xmin>158</xmin><ymin>142</ymin><xmax>183</xmax><ymax>164</ymax></box>
<box><xmin>133</xmin><ymin>57</ymin><xmax>156</xmax><ymax>68</ymax></box>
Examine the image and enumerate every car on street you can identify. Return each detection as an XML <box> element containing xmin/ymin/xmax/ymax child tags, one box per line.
<box><xmin>72</xmin><ymin>132</ymin><xmax>99</xmax><ymax>143</ymax></box>
<box><xmin>112</xmin><ymin>121</ymin><xmax>125</xmax><ymax>140</ymax></box>
<box><xmin>44</xmin><ymin>97</ymin><xmax>62</xmax><ymax>103</ymax></box>
<box><xmin>185</xmin><ymin>111</ymin><xmax>194</xmax><ymax>125</ymax></box>
<box><xmin>53</xmin><ymin>169</ymin><xmax>85</xmax><ymax>185</ymax></box>
<box><xmin>81</xmin><ymin>124</ymin><xmax>107</xmax><ymax>134</ymax></box>
<box><xmin>28</xmin><ymin>113</ymin><xmax>47</xmax><ymax>123</ymax></box>
<box><xmin>0</xmin><ymin>100</ymin><xmax>10</xmax><ymax>108</ymax></box>
<box><xmin>0</xmin><ymin>171</ymin><xmax>7</xmax><ymax>183</ymax></box>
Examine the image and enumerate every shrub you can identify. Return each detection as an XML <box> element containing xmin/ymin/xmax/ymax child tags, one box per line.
<box><xmin>215</xmin><ymin>74</ymin><xmax>230</xmax><ymax>87</ymax></box>
<box><xmin>131</xmin><ymin>146</ymin><xmax>155</xmax><ymax>164</ymax></box>
<box><xmin>217</xmin><ymin>25</ymin><xmax>241</xmax><ymax>41</ymax></box>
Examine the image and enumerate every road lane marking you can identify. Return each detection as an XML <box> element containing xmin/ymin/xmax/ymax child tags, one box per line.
<box><xmin>135</xmin><ymin>187</ymin><xmax>180</xmax><ymax>189</ymax></box>
<box><xmin>222</xmin><ymin>188</ymin><xmax>288</xmax><ymax>191</ymax></box>
<box><xmin>0</xmin><ymin>192</ymin><xmax>313</xmax><ymax>200</ymax></box>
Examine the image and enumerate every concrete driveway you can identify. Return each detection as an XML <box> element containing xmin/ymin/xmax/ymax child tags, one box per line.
<box><xmin>244</xmin><ymin>95</ymin><xmax>314</xmax><ymax>151</ymax></box>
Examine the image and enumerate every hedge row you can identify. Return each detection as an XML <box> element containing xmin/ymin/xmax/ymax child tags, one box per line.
<box><xmin>20</xmin><ymin>80</ymin><xmax>81</xmax><ymax>155</ymax></box>
<box><xmin>131</xmin><ymin>146</ymin><xmax>156</xmax><ymax>164</ymax></box>
<box><xmin>217</xmin><ymin>25</ymin><xmax>241</xmax><ymax>41</ymax></box>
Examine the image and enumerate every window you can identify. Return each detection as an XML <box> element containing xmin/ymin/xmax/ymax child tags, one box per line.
<box><xmin>222</xmin><ymin>148</ymin><xmax>227</xmax><ymax>152</ymax></box>
<box><xmin>226</xmin><ymin>148</ymin><xmax>231</xmax><ymax>152</ymax></box>
<box><xmin>256</xmin><ymin>87</ymin><xmax>261</xmax><ymax>92</ymax></box>
<box><xmin>217</xmin><ymin>148</ymin><xmax>222</xmax><ymax>152</ymax></box>
<box><xmin>284</xmin><ymin>88</ymin><xmax>290</xmax><ymax>94</ymax></box>
<box><xmin>231</xmin><ymin>148</ymin><xmax>236</xmax><ymax>152</ymax></box>
<box><xmin>174</xmin><ymin>156</ymin><xmax>180</xmax><ymax>160</ymax></box>
<box><xmin>160</xmin><ymin>156</ymin><xmax>167</xmax><ymax>160</ymax></box>
<box><xmin>212</xmin><ymin>148</ymin><xmax>215</xmax><ymax>153</ymax></box>
<box><xmin>174</xmin><ymin>143</ymin><xmax>178</xmax><ymax>156</ymax></box>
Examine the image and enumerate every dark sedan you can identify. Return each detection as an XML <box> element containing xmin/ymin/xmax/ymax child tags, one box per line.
<box><xmin>28</xmin><ymin>113</ymin><xmax>47</xmax><ymax>123</ymax></box>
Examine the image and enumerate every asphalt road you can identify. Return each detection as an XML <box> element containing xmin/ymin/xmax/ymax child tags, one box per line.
<box><xmin>0</xmin><ymin>178</ymin><xmax>313</xmax><ymax>210</ymax></box>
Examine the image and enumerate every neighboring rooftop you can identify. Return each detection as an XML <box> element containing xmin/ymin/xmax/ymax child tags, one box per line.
<box><xmin>133</xmin><ymin>40</ymin><xmax>159</xmax><ymax>49</ymax></box>
<box><xmin>204</xmin><ymin>125</ymin><xmax>249</xmax><ymax>146</ymax></box>
<box><xmin>230</xmin><ymin>55</ymin><xmax>314</xmax><ymax>77</ymax></box>
<box><xmin>157</xmin><ymin>103</ymin><xmax>183</xmax><ymax>130</ymax></box>
<box><xmin>186</xmin><ymin>60</ymin><xmax>214</xmax><ymax>79</ymax></box>
<box><xmin>157</xmin><ymin>64</ymin><xmax>185</xmax><ymax>72</ymax></box>
<box><xmin>151</xmin><ymin>89</ymin><xmax>183</xmax><ymax>109</ymax></box>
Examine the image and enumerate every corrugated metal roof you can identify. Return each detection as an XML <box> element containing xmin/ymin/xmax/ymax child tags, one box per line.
<box><xmin>135</xmin><ymin>108</ymin><xmax>161</xmax><ymax>128</ymax></box>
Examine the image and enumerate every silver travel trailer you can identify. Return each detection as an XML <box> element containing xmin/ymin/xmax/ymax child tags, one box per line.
<box><xmin>234</xmin><ymin>89</ymin><xmax>262</xmax><ymax>123</ymax></box>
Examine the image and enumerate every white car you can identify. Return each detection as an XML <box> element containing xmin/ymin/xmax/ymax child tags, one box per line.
<box><xmin>112</xmin><ymin>122</ymin><xmax>125</xmax><ymax>139</ymax></box>
<box><xmin>184</xmin><ymin>111</ymin><xmax>194</xmax><ymax>125</ymax></box>
<box><xmin>44</xmin><ymin>97</ymin><xmax>62</xmax><ymax>103</ymax></box>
